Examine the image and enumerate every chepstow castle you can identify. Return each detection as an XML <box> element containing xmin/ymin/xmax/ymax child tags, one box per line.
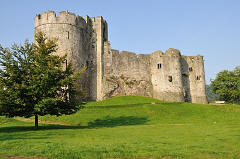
<box><xmin>34</xmin><ymin>11</ymin><xmax>208</xmax><ymax>104</ymax></box>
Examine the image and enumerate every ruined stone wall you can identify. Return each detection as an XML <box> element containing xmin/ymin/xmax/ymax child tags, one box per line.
<box><xmin>180</xmin><ymin>57</ymin><xmax>192</xmax><ymax>102</ymax></box>
<box><xmin>91</xmin><ymin>17</ymin><xmax>108</xmax><ymax>101</ymax></box>
<box><xmin>181</xmin><ymin>56</ymin><xmax>208</xmax><ymax>104</ymax></box>
<box><xmin>150</xmin><ymin>49</ymin><xmax>185</xmax><ymax>102</ymax></box>
<box><xmin>103</xmin><ymin>44</ymin><xmax>207</xmax><ymax>104</ymax></box>
<box><xmin>103</xmin><ymin>43</ymin><xmax>152</xmax><ymax>99</ymax></box>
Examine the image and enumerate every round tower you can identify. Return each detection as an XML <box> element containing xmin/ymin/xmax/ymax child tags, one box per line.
<box><xmin>34</xmin><ymin>11</ymin><xmax>92</xmax><ymax>100</ymax></box>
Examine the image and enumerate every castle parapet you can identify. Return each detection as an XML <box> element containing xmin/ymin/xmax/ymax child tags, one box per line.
<box><xmin>34</xmin><ymin>10</ymin><xmax>88</xmax><ymax>29</ymax></box>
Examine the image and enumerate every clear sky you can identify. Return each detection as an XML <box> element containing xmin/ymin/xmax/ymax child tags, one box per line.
<box><xmin>0</xmin><ymin>0</ymin><xmax>239</xmax><ymax>84</ymax></box>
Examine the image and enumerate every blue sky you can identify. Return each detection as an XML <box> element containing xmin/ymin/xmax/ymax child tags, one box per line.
<box><xmin>0</xmin><ymin>0</ymin><xmax>240</xmax><ymax>84</ymax></box>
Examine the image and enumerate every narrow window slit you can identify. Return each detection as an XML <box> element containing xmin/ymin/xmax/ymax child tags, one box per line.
<box><xmin>67</xmin><ymin>31</ymin><xmax>69</xmax><ymax>39</ymax></box>
<box><xmin>168</xmin><ymin>76</ymin><xmax>172</xmax><ymax>82</ymax></box>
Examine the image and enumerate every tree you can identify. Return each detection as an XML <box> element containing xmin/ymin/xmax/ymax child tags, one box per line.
<box><xmin>210</xmin><ymin>67</ymin><xmax>240</xmax><ymax>104</ymax></box>
<box><xmin>0</xmin><ymin>32</ymin><xmax>83</xmax><ymax>128</ymax></box>
<box><xmin>205</xmin><ymin>85</ymin><xmax>220</xmax><ymax>102</ymax></box>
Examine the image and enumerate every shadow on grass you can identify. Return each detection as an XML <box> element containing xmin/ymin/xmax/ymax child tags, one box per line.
<box><xmin>88</xmin><ymin>103</ymin><xmax>153</xmax><ymax>109</ymax></box>
<box><xmin>0</xmin><ymin>116</ymin><xmax>149</xmax><ymax>133</ymax></box>
<box><xmin>88</xmin><ymin>116</ymin><xmax>149</xmax><ymax>128</ymax></box>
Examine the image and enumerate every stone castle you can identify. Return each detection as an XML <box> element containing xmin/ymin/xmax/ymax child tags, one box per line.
<box><xmin>34</xmin><ymin>11</ymin><xmax>208</xmax><ymax>104</ymax></box>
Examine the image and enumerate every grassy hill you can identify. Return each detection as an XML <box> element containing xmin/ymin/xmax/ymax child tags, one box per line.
<box><xmin>1</xmin><ymin>96</ymin><xmax>240</xmax><ymax>159</ymax></box>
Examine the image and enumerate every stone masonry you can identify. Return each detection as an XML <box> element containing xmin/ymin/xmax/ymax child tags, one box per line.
<box><xmin>34</xmin><ymin>11</ymin><xmax>208</xmax><ymax>104</ymax></box>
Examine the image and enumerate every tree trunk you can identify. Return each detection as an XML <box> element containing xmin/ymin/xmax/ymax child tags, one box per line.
<box><xmin>35</xmin><ymin>114</ymin><xmax>38</xmax><ymax>129</ymax></box>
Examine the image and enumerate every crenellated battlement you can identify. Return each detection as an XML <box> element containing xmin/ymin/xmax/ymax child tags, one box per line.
<box><xmin>34</xmin><ymin>11</ymin><xmax>108</xmax><ymax>31</ymax></box>
<box><xmin>34</xmin><ymin>11</ymin><xmax>95</xmax><ymax>29</ymax></box>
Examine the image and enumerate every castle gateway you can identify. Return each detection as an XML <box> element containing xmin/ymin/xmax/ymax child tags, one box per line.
<box><xmin>34</xmin><ymin>11</ymin><xmax>208</xmax><ymax>104</ymax></box>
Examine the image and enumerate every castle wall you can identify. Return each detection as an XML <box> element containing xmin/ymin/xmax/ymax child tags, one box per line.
<box><xmin>180</xmin><ymin>57</ymin><xmax>192</xmax><ymax>102</ymax></box>
<box><xmin>91</xmin><ymin>17</ymin><xmax>108</xmax><ymax>101</ymax></box>
<box><xmin>102</xmin><ymin>44</ymin><xmax>207</xmax><ymax>104</ymax></box>
<box><xmin>150</xmin><ymin>49</ymin><xmax>185</xmax><ymax>102</ymax></box>
<box><xmin>103</xmin><ymin>43</ymin><xmax>152</xmax><ymax>98</ymax></box>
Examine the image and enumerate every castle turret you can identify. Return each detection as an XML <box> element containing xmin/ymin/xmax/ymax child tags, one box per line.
<box><xmin>34</xmin><ymin>11</ymin><xmax>107</xmax><ymax>101</ymax></box>
<box><xmin>34</xmin><ymin>11</ymin><xmax>90</xmax><ymax>64</ymax></box>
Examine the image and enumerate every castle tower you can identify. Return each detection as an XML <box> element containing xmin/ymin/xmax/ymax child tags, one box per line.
<box><xmin>34</xmin><ymin>11</ymin><xmax>107</xmax><ymax>101</ymax></box>
<box><xmin>34</xmin><ymin>11</ymin><xmax>90</xmax><ymax>69</ymax></box>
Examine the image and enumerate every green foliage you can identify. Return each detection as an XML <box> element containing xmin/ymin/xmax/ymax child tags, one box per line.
<box><xmin>205</xmin><ymin>85</ymin><xmax>220</xmax><ymax>102</ymax></box>
<box><xmin>210</xmin><ymin>67</ymin><xmax>240</xmax><ymax>103</ymax></box>
<box><xmin>1</xmin><ymin>96</ymin><xmax>240</xmax><ymax>158</ymax></box>
<box><xmin>0</xmin><ymin>32</ymin><xmax>81</xmax><ymax>124</ymax></box>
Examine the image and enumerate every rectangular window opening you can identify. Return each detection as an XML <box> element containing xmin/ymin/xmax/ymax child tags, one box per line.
<box><xmin>168</xmin><ymin>76</ymin><xmax>172</xmax><ymax>82</ymax></box>
<box><xmin>157</xmin><ymin>63</ymin><xmax>162</xmax><ymax>69</ymax></box>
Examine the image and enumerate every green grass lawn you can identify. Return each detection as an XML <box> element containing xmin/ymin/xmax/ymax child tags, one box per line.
<box><xmin>1</xmin><ymin>96</ymin><xmax>240</xmax><ymax>159</ymax></box>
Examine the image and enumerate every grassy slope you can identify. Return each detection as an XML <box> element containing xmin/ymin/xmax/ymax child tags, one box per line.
<box><xmin>1</xmin><ymin>96</ymin><xmax>240</xmax><ymax>159</ymax></box>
